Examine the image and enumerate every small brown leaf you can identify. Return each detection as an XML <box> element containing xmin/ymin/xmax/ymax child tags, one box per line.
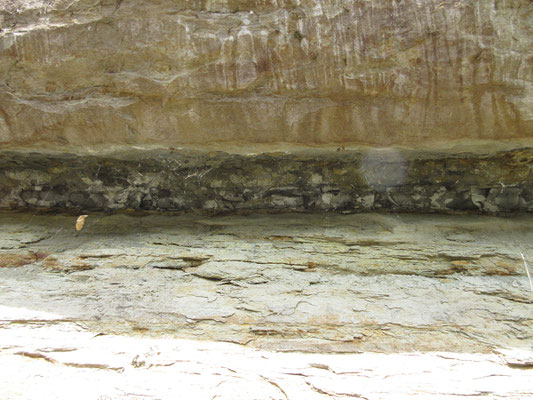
<box><xmin>75</xmin><ymin>215</ymin><xmax>88</xmax><ymax>231</ymax></box>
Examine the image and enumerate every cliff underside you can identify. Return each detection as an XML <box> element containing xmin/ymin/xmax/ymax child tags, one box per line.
<box><xmin>0</xmin><ymin>0</ymin><xmax>532</xmax><ymax>148</ymax></box>
<box><xmin>0</xmin><ymin>0</ymin><xmax>532</xmax><ymax>214</ymax></box>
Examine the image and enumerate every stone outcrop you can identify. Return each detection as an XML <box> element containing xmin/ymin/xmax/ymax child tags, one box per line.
<box><xmin>1</xmin><ymin>146</ymin><xmax>533</xmax><ymax>213</ymax></box>
<box><xmin>1</xmin><ymin>212</ymin><xmax>533</xmax><ymax>352</ymax></box>
<box><xmin>0</xmin><ymin>0</ymin><xmax>532</xmax><ymax>213</ymax></box>
<box><xmin>2</xmin><ymin>3</ymin><xmax>533</xmax><ymax>396</ymax></box>
<box><xmin>1</xmin><ymin>212</ymin><xmax>533</xmax><ymax>398</ymax></box>
<box><xmin>1</xmin><ymin>0</ymin><xmax>532</xmax><ymax>213</ymax></box>
<box><xmin>0</xmin><ymin>0</ymin><xmax>532</xmax><ymax>148</ymax></box>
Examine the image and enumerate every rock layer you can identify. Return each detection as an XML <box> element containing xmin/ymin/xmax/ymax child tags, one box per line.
<box><xmin>2</xmin><ymin>325</ymin><xmax>533</xmax><ymax>399</ymax></box>
<box><xmin>1</xmin><ymin>212</ymin><xmax>533</xmax><ymax>353</ymax></box>
<box><xmin>2</xmin><ymin>146</ymin><xmax>533</xmax><ymax>213</ymax></box>
<box><xmin>0</xmin><ymin>0</ymin><xmax>532</xmax><ymax>148</ymax></box>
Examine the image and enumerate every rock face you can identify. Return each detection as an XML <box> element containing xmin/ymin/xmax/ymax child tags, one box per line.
<box><xmin>0</xmin><ymin>0</ymin><xmax>532</xmax><ymax>213</ymax></box>
<box><xmin>2</xmin><ymin>212</ymin><xmax>533</xmax><ymax>399</ymax></box>
<box><xmin>2</xmin><ymin>3</ymin><xmax>533</xmax><ymax>395</ymax></box>
<box><xmin>0</xmin><ymin>0</ymin><xmax>532</xmax><ymax>148</ymax></box>
<box><xmin>2</xmin><ymin>146</ymin><xmax>533</xmax><ymax>213</ymax></box>
<box><xmin>1</xmin><ymin>212</ymin><xmax>533</xmax><ymax>353</ymax></box>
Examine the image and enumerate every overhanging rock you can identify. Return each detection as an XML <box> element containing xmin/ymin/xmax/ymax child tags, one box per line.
<box><xmin>1</xmin><ymin>145</ymin><xmax>533</xmax><ymax>213</ymax></box>
<box><xmin>1</xmin><ymin>0</ymin><xmax>532</xmax><ymax>214</ymax></box>
<box><xmin>0</xmin><ymin>0</ymin><xmax>532</xmax><ymax>147</ymax></box>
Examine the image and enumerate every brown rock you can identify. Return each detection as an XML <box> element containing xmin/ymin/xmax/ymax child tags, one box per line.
<box><xmin>0</xmin><ymin>0</ymin><xmax>531</xmax><ymax>149</ymax></box>
<box><xmin>0</xmin><ymin>252</ymin><xmax>36</xmax><ymax>268</ymax></box>
<box><xmin>43</xmin><ymin>255</ymin><xmax>94</xmax><ymax>272</ymax></box>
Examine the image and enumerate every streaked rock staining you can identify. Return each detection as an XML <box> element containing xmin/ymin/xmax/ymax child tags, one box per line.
<box><xmin>0</xmin><ymin>0</ymin><xmax>531</xmax><ymax>147</ymax></box>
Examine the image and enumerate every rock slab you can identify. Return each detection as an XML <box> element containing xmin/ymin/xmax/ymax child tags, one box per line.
<box><xmin>2</xmin><ymin>146</ymin><xmax>533</xmax><ymax>213</ymax></box>
<box><xmin>1</xmin><ymin>212</ymin><xmax>532</xmax><ymax>353</ymax></box>
<box><xmin>0</xmin><ymin>0</ymin><xmax>532</xmax><ymax>147</ymax></box>
<box><xmin>1</xmin><ymin>212</ymin><xmax>533</xmax><ymax>399</ymax></box>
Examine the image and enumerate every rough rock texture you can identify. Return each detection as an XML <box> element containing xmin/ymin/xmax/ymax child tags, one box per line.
<box><xmin>1</xmin><ymin>212</ymin><xmax>533</xmax><ymax>351</ymax></box>
<box><xmin>1</xmin><ymin>0</ymin><xmax>533</xmax><ymax>214</ymax></box>
<box><xmin>1</xmin><ymin>212</ymin><xmax>533</xmax><ymax>398</ymax></box>
<box><xmin>1</xmin><ymin>1</ymin><xmax>533</xmax><ymax>394</ymax></box>
<box><xmin>2</xmin><ymin>325</ymin><xmax>533</xmax><ymax>400</ymax></box>
<box><xmin>2</xmin><ymin>146</ymin><xmax>533</xmax><ymax>213</ymax></box>
<box><xmin>0</xmin><ymin>0</ymin><xmax>532</xmax><ymax>147</ymax></box>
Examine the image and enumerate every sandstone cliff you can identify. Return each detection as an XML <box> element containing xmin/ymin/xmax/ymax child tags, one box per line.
<box><xmin>1</xmin><ymin>0</ymin><xmax>532</xmax><ymax>148</ymax></box>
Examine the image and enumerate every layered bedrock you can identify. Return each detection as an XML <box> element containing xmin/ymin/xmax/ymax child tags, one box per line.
<box><xmin>0</xmin><ymin>0</ymin><xmax>532</xmax><ymax>212</ymax></box>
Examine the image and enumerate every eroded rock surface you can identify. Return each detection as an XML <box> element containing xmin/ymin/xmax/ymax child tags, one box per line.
<box><xmin>2</xmin><ymin>146</ymin><xmax>533</xmax><ymax>213</ymax></box>
<box><xmin>1</xmin><ymin>0</ymin><xmax>532</xmax><ymax>214</ymax></box>
<box><xmin>0</xmin><ymin>0</ymin><xmax>532</xmax><ymax>147</ymax></box>
<box><xmin>1</xmin><ymin>212</ymin><xmax>532</xmax><ymax>352</ymax></box>
<box><xmin>2</xmin><ymin>322</ymin><xmax>533</xmax><ymax>399</ymax></box>
<box><xmin>1</xmin><ymin>212</ymin><xmax>533</xmax><ymax>398</ymax></box>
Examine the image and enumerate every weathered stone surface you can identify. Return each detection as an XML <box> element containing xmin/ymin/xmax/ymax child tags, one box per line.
<box><xmin>1</xmin><ymin>212</ymin><xmax>532</xmax><ymax>353</ymax></box>
<box><xmin>0</xmin><ymin>0</ymin><xmax>532</xmax><ymax>148</ymax></box>
<box><xmin>2</xmin><ymin>320</ymin><xmax>533</xmax><ymax>400</ymax></box>
<box><xmin>1</xmin><ymin>211</ymin><xmax>533</xmax><ymax>398</ymax></box>
<box><xmin>1</xmin><ymin>0</ymin><xmax>532</xmax><ymax>214</ymax></box>
<box><xmin>2</xmin><ymin>146</ymin><xmax>533</xmax><ymax>213</ymax></box>
<box><xmin>1</xmin><ymin>0</ymin><xmax>532</xmax><ymax>395</ymax></box>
